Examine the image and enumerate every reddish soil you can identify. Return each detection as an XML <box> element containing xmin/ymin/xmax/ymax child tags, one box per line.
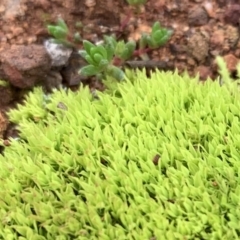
<box><xmin>0</xmin><ymin>0</ymin><xmax>240</xmax><ymax>142</ymax></box>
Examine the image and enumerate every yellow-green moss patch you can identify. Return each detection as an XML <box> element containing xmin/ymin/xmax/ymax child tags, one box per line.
<box><xmin>1</xmin><ymin>66</ymin><xmax>240</xmax><ymax>239</ymax></box>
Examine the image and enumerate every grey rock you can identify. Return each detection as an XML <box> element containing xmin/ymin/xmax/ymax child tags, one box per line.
<box><xmin>44</xmin><ymin>39</ymin><xmax>73</xmax><ymax>67</ymax></box>
<box><xmin>61</xmin><ymin>50</ymin><xmax>87</xmax><ymax>86</ymax></box>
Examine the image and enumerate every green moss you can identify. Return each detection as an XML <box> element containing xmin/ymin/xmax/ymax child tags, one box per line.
<box><xmin>1</xmin><ymin>63</ymin><xmax>240</xmax><ymax>239</ymax></box>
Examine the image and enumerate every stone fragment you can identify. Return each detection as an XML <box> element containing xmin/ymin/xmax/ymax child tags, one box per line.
<box><xmin>44</xmin><ymin>70</ymin><xmax>63</xmax><ymax>91</ymax></box>
<box><xmin>188</xmin><ymin>7</ymin><xmax>209</xmax><ymax>26</ymax></box>
<box><xmin>222</xmin><ymin>54</ymin><xmax>240</xmax><ymax>73</ymax></box>
<box><xmin>224</xmin><ymin>4</ymin><xmax>240</xmax><ymax>26</ymax></box>
<box><xmin>195</xmin><ymin>65</ymin><xmax>212</xmax><ymax>80</ymax></box>
<box><xmin>212</xmin><ymin>54</ymin><xmax>240</xmax><ymax>76</ymax></box>
<box><xmin>188</xmin><ymin>32</ymin><xmax>209</xmax><ymax>63</ymax></box>
<box><xmin>61</xmin><ymin>50</ymin><xmax>87</xmax><ymax>86</ymax></box>
<box><xmin>0</xmin><ymin>112</ymin><xmax>8</xmax><ymax>139</ymax></box>
<box><xmin>44</xmin><ymin>40</ymin><xmax>73</xmax><ymax>67</ymax></box>
<box><xmin>210</xmin><ymin>30</ymin><xmax>225</xmax><ymax>48</ymax></box>
<box><xmin>202</xmin><ymin>1</ymin><xmax>215</xmax><ymax>18</ymax></box>
<box><xmin>0</xmin><ymin>44</ymin><xmax>51</xmax><ymax>88</ymax></box>
<box><xmin>0</xmin><ymin>85</ymin><xmax>15</xmax><ymax>106</ymax></box>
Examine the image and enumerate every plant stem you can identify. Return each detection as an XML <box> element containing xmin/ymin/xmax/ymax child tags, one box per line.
<box><xmin>117</xmin><ymin>9</ymin><xmax>133</xmax><ymax>38</ymax></box>
<box><xmin>133</xmin><ymin>47</ymin><xmax>151</xmax><ymax>57</ymax></box>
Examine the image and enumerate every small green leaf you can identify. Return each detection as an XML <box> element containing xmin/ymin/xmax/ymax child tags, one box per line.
<box><xmin>92</xmin><ymin>45</ymin><xmax>108</xmax><ymax>59</ymax></box>
<box><xmin>48</xmin><ymin>26</ymin><xmax>67</xmax><ymax>39</ymax></box>
<box><xmin>106</xmin><ymin>65</ymin><xmax>125</xmax><ymax>81</ymax></box>
<box><xmin>152</xmin><ymin>21</ymin><xmax>161</xmax><ymax>33</ymax></box>
<box><xmin>115</xmin><ymin>40</ymin><xmax>135</xmax><ymax>60</ymax></box>
<box><xmin>78</xmin><ymin>50</ymin><xmax>88</xmax><ymax>59</ymax></box>
<box><xmin>153</xmin><ymin>32</ymin><xmax>166</xmax><ymax>46</ymax></box>
<box><xmin>139</xmin><ymin>33</ymin><xmax>149</xmax><ymax>49</ymax></box>
<box><xmin>147</xmin><ymin>22</ymin><xmax>173</xmax><ymax>48</ymax></box>
<box><xmin>105</xmin><ymin>46</ymin><xmax>115</xmax><ymax>61</ymax></box>
<box><xmin>56</xmin><ymin>18</ymin><xmax>68</xmax><ymax>32</ymax></box>
<box><xmin>83</xmin><ymin>40</ymin><xmax>95</xmax><ymax>54</ymax></box>
<box><xmin>79</xmin><ymin>65</ymin><xmax>100</xmax><ymax>76</ymax></box>
<box><xmin>104</xmin><ymin>36</ymin><xmax>117</xmax><ymax>47</ymax></box>
<box><xmin>51</xmin><ymin>39</ymin><xmax>73</xmax><ymax>47</ymax></box>
<box><xmin>120</xmin><ymin>41</ymin><xmax>136</xmax><ymax>60</ymax></box>
<box><xmin>104</xmin><ymin>36</ymin><xmax>117</xmax><ymax>62</ymax></box>
<box><xmin>103</xmin><ymin>35</ymin><xmax>117</xmax><ymax>61</ymax></box>
<box><xmin>120</xmin><ymin>49</ymin><xmax>132</xmax><ymax>61</ymax></box>
<box><xmin>85</xmin><ymin>55</ymin><xmax>96</xmax><ymax>66</ymax></box>
<box><xmin>126</xmin><ymin>40</ymin><xmax>136</xmax><ymax>52</ymax></box>
<box><xmin>47</xmin><ymin>25</ymin><xmax>55</xmax><ymax>35</ymax></box>
<box><xmin>114</xmin><ymin>41</ymin><xmax>126</xmax><ymax>58</ymax></box>
<box><xmin>98</xmin><ymin>59</ymin><xmax>109</xmax><ymax>69</ymax></box>
<box><xmin>12</xmin><ymin>226</ymin><xmax>27</xmax><ymax>237</ymax></box>
<box><xmin>93</xmin><ymin>53</ymin><xmax>104</xmax><ymax>65</ymax></box>
<box><xmin>74</xmin><ymin>32</ymin><xmax>81</xmax><ymax>42</ymax></box>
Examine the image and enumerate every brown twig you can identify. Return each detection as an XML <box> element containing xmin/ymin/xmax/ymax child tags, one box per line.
<box><xmin>116</xmin><ymin>9</ymin><xmax>133</xmax><ymax>39</ymax></box>
<box><xmin>124</xmin><ymin>60</ymin><xmax>174</xmax><ymax>70</ymax></box>
<box><xmin>133</xmin><ymin>47</ymin><xmax>152</xmax><ymax>57</ymax></box>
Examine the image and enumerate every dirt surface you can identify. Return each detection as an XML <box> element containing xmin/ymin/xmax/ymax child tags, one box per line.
<box><xmin>0</xmin><ymin>0</ymin><xmax>240</xmax><ymax>142</ymax></box>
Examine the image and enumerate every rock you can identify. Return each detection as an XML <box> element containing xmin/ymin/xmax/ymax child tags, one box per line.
<box><xmin>85</xmin><ymin>0</ymin><xmax>96</xmax><ymax>8</ymax></box>
<box><xmin>188</xmin><ymin>31</ymin><xmax>209</xmax><ymax>63</ymax></box>
<box><xmin>210</xmin><ymin>29</ymin><xmax>224</xmax><ymax>48</ymax></box>
<box><xmin>0</xmin><ymin>44</ymin><xmax>52</xmax><ymax>88</ymax></box>
<box><xmin>216</xmin><ymin>0</ymin><xmax>226</xmax><ymax>8</ymax></box>
<box><xmin>0</xmin><ymin>111</ymin><xmax>8</xmax><ymax>139</ymax></box>
<box><xmin>44</xmin><ymin>70</ymin><xmax>63</xmax><ymax>91</ymax></box>
<box><xmin>44</xmin><ymin>39</ymin><xmax>73</xmax><ymax>67</ymax></box>
<box><xmin>2</xmin><ymin>0</ymin><xmax>26</xmax><ymax>20</ymax></box>
<box><xmin>224</xmin><ymin>25</ymin><xmax>239</xmax><ymax>49</ymax></box>
<box><xmin>169</xmin><ymin>44</ymin><xmax>187</xmax><ymax>54</ymax></box>
<box><xmin>222</xmin><ymin>54</ymin><xmax>240</xmax><ymax>73</ymax></box>
<box><xmin>188</xmin><ymin>7</ymin><xmax>209</xmax><ymax>26</ymax></box>
<box><xmin>195</xmin><ymin>65</ymin><xmax>212</xmax><ymax>80</ymax></box>
<box><xmin>224</xmin><ymin>4</ymin><xmax>240</xmax><ymax>26</ymax></box>
<box><xmin>0</xmin><ymin>72</ymin><xmax>16</xmax><ymax>107</ymax></box>
<box><xmin>202</xmin><ymin>1</ymin><xmax>215</xmax><ymax>18</ymax></box>
<box><xmin>212</xmin><ymin>54</ymin><xmax>240</xmax><ymax>76</ymax></box>
<box><xmin>0</xmin><ymin>86</ymin><xmax>15</xmax><ymax>106</ymax></box>
<box><xmin>61</xmin><ymin>50</ymin><xmax>87</xmax><ymax>86</ymax></box>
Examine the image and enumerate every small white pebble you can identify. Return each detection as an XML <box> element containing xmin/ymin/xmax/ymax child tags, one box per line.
<box><xmin>203</xmin><ymin>1</ymin><xmax>214</xmax><ymax>18</ymax></box>
<box><xmin>85</xmin><ymin>0</ymin><xmax>96</xmax><ymax>8</ymax></box>
<box><xmin>44</xmin><ymin>39</ymin><xmax>73</xmax><ymax>67</ymax></box>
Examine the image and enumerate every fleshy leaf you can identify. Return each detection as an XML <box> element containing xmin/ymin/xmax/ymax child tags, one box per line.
<box><xmin>85</xmin><ymin>55</ymin><xmax>96</xmax><ymax>66</ymax></box>
<box><xmin>83</xmin><ymin>40</ymin><xmax>95</xmax><ymax>55</ymax></box>
<box><xmin>93</xmin><ymin>53</ymin><xmax>104</xmax><ymax>65</ymax></box>
<box><xmin>47</xmin><ymin>26</ymin><xmax>67</xmax><ymax>39</ymax></box>
<box><xmin>78</xmin><ymin>50</ymin><xmax>88</xmax><ymax>59</ymax></box>
<box><xmin>79</xmin><ymin>65</ymin><xmax>100</xmax><ymax>76</ymax></box>
<box><xmin>106</xmin><ymin>65</ymin><xmax>125</xmax><ymax>81</ymax></box>
<box><xmin>56</xmin><ymin>18</ymin><xmax>68</xmax><ymax>32</ymax></box>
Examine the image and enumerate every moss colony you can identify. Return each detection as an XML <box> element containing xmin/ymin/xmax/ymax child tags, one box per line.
<box><xmin>1</xmin><ymin>67</ymin><xmax>240</xmax><ymax>239</ymax></box>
